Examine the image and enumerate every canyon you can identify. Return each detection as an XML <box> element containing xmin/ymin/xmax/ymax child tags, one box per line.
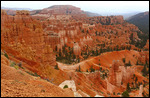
<box><xmin>1</xmin><ymin>5</ymin><xmax>149</xmax><ymax>97</ymax></box>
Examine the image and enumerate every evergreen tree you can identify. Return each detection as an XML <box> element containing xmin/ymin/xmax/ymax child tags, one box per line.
<box><xmin>126</xmin><ymin>83</ymin><xmax>131</xmax><ymax>92</ymax></box>
<box><xmin>54</xmin><ymin>64</ymin><xmax>59</xmax><ymax>70</ymax></box>
<box><xmin>122</xmin><ymin>58</ymin><xmax>126</xmax><ymax>63</ymax></box>
<box><xmin>95</xmin><ymin>31</ymin><xmax>97</xmax><ymax>36</ymax></box>
<box><xmin>86</xmin><ymin>69</ymin><xmax>88</xmax><ymax>72</ymax></box>
<box><xmin>92</xmin><ymin>50</ymin><xmax>95</xmax><ymax>55</ymax></box>
<box><xmin>129</xmin><ymin>45</ymin><xmax>131</xmax><ymax>50</ymax></box>
<box><xmin>59</xmin><ymin>49</ymin><xmax>61</xmax><ymax>57</ymax></box>
<box><xmin>107</xmin><ymin>46</ymin><xmax>110</xmax><ymax>52</ymax></box>
<box><xmin>78</xmin><ymin>57</ymin><xmax>80</xmax><ymax>63</ymax></box>
<box><xmin>90</xmin><ymin>66</ymin><xmax>95</xmax><ymax>72</ymax></box>
<box><xmin>105</xmin><ymin>73</ymin><xmax>107</xmax><ymax>77</ymax></box>
<box><xmin>128</xmin><ymin>61</ymin><xmax>132</xmax><ymax>66</ymax></box>
<box><xmin>116</xmin><ymin>45</ymin><xmax>119</xmax><ymax>51</ymax></box>
<box><xmin>81</xmin><ymin>29</ymin><xmax>84</xmax><ymax>33</ymax></box>
<box><xmin>142</xmin><ymin>64</ymin><xmax>147</xmax><ymax>76</ymax></box>
<box><xmin>100</xmin><ymin>48</ymin><xmax>103</xmax><ymax>53</ymax></box>
<box><xmin>87</xmin><ymin>30</ymin><xmax>89</xmax><ymax>34</ymax></box>
<box><xmin>130</xmin><ymin>33</ymin><xmax>134</xmax><ymax>44</ymax></box>
<box><xmin>78</xmin><ymin>65</ymin><xmax>81</xmax><ymax>72</ymax></box>
<box><xmin>96</xmin><ymin>47</ymin><xmax>99</xmax><ymax>56</ymax></box>
<box><xmin>55</xmin><ymin>45</ymin><xmax>57</xmax><ymax>51</ymax></box>
<box><xmin>122</xmin><ymin>91</ymin><xmax>129</xmax><ymax>97</ymax></box>
<box><xmin>99</xmin><ymin>67</ymin><xmax>102</xmax><ymax>71</ymax></box>
<box><xmin>136</xmin><ymin>60</ymin><xmax>139</xmax><ymax>65</ymax></box>
<box><xmin>135</xmin><ymin>77</ymin><xmax>138</xmax><ymax>83</ymax></box>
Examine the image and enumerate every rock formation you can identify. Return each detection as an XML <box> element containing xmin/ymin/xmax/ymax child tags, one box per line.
<box><xmin>1</xmin><ymin>10</ymin><xmax>56</xmax><ymax>67</ymax></box>
<box><xmin>144</xmin><ymin>39</ymin><xmax>149</xmax><ymax>50</ymax></box>
<box><xmin>73</xmin><ymin>42</ymin><xmax>81</xmax><ymax>56</ymax></box>
<box><xmin>107</xmin><ymin>60</ymin><xmax>136</xmax><ymax>93</ymax></box>
<box><xmin>135</xmin><ymin>85</ymin><xmax>143</xmax><ymax>97</ymax></box>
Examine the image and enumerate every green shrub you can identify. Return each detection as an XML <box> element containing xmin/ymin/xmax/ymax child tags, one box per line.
<box><xmin>76</xmin><ymin>65</ymin><xmax>81</xmax><ymax>72</ymax></box>
<box><xmin>54</xmin><ymin>64</ymin><xmax>59</xmax><ymax>70</ymax></box>
<box><xmin>26</xmin><ymin>71</ymin><xmax>39</xmax><ymax>77</ymax></box>
<box><xmin>125</xmin><ymin>61</ymin><xmax>132</xmax><ymax>66</ymax></box>
<box><xmin>113</xmin><ymin>92</ymin><xmax>115</xmax><ymax>95</ymax></box>
<box><xmin>126</xmin><ymin>83</ymin><xmax>131</xmax><ymax>92</ymax></box>
<box><xmin>4</xmin><ymin>53</ymin><xmax>9</xmax><ymax>59</ymax></box>
<box><xmin>86</xmin><ymin>69</ymin><xmax>88</xmax><ymax>72</ymax></box>
<box><xmin>117</xmin><ymin>93</ymin><xmax>120</xmax><ymax>95</ymax></box>
<box><xmin>14</xmin><ymin>65</ymin><xmax>19</xmax><ymax>70</ymax></box>
<box><xmin>90</xmin><ymin>66</ymin><xmax>95</xmax><ymax>72</ymax></box>
<box><xmin>63</xmin><ymin>85</ymin><xmax>68</xmax><ymax>89</ymax></box>
<box><xmin>41</xmin><ymin>89</ymin><xmax>45</xmax><ymax>92</ymax></box>
<box><xmin>10</xmin><ymin>61</ymin><xmax>16</xmax><ymax>67</ymax></box>
<box><xmin>122</xmin><ymin>90</ymin><xmax>129</xmax><ymax>97</ymax></box>
<box><xmin>122</xmin><ymin>58</ymin><xmax>125</xmax><ymax>63</ymax></box>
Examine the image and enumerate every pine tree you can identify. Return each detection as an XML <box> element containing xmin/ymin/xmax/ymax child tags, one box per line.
<box><xmin>59</xmin><ymin>49</ymin><xmax>61</xmax><ymax>57</ymax></box>
<box><xmin>55</xmin><ymin>64</ymin><xmax>59</xmax><ymax>70</ymax></box>
<box><xmin>90</xmin><ymin>66</ymin><xmax>95</xmax><ymax>72</ymax></box>
<box><xmin>95</xmin><ymin>31</ymin><xmax>97</xmax><ymax>36</ymax></box>
<box><xmin>136</xmin><ymin>60</ymin><xmax>139</xmax><ymax>65</ymax></box>
<box><xmin>128</xmin><ymin>61</ymin><xmax>132</xmax><ymax>66</ymax></box>
<box><xmin>122</xmin><ymin>91</ymin><xmax>129</xmax><ymax>97</ymax></box>
<box><xmin>87</xmin><ymin>30</ymin><xmax>89</xmax><ymax>34</ymax></box>
<box><xmin>55</xmin><ymin>45</ymin><xmax>57</xmax><ymax>51</ymax></box>
<box><xmin>78</xmin><ymin>65</ymin><xmax>81</xmax><ymax>72</ymax></box>
<box><xmin>135</xmin><ymin>77</ymin><xmax>138</xmax><ymax>83</ymax></box>
<box><xmin>122</xmin><ymin>58</ymin><xmax>126</xmax><ymax>63</ymax></box>
<box><xmin>86</xmin><ymin>69</ymin><xmax>88</xmax><ymax>72</ymax></box>
<box><xmin>126</xmin><ymin>83</ymin><xmax>131</xmax><ymax>92</ymax></box>
<box><xmin>142</xmin><ymin>64</ymin><xmax>147</xmax><ymax>76</ymax></box>
<box><xmin>116</xmin><ymin>45</ymin><xmax>119</xmax><ymax>51</ymax></box>
<box><xmin>96</xmin><ymin>47</ymin><xmax>99</xmax><ymax>56</ymax></box>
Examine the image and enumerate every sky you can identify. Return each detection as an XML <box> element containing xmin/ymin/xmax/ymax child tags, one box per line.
<box><xmin>1</xmin><ymin>1</ymin><xmax>149</xmax><ymax>15</ymax></box>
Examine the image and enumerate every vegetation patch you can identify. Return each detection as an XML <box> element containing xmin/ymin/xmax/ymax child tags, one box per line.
<box><xmin>4</xmin><ymin>52</ymin><xmax>9</xmax><ymax>59</ymax></box>
<box><xmin>63</xmin><ymin>85</ymin><xmax>68</xmax><ymax>89</ymax></box>
<box><xmin>122</xmin><ymin>90</ymin><xmax>129</xmax><ymax>97</ymax></box>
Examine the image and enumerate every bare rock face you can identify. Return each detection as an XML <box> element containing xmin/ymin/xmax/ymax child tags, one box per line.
<box><xmin>73</xmin><ymin>42</ymin><xmax>81</xmax><ymax>56</ymax></box>
<box><xmin>59</xmin><ymin>80</ymin><xmax>76</xmax><ymax>92</ymax></box>
<box><xmin>1</xmin><ymin>10</ymin><xmax>7</xmax><ymax>15</ymax></box>
<box><xmin>106</xmin><ymin>78</ymin><xmax>116</xmax><ymax>94</ymax></box>
<box><xmin>135</xmin><ymin>85</ymin><xmax>143</xmax><ymax>97</ymax></box>
<box><xmin>16</xmin><ymin>10</ymin><xmax>30</xmax><ymax>15</ymax></box>
<box><xmin>108</xmin><ymin>60</ymin><xmax>136</xmax><ymax>88</ymax></box>
<box><xmin>84</xmin><ymin>15</ymin><xmax>124</xmax><ymax>25</ymax></box>
<box><xmin>138</xmin><ymin>51</ymin><xmax>149</xmax><ymax>64</ymax></box>
<box><xmin>1</xmin><ymin>10</ymin><xmax>56</xmax><ymax>67</ymax></box>
<box><xmin>109</xmin><ymin>60</ymin><xmax>122</xmax><ymax>86</ymax></box>
<box><xmin>144</xmin><ymin>39</ymin><xmax>149</xmax><ymax>50</ymax></box>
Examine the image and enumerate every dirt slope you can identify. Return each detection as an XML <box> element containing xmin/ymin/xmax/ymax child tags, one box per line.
<box><xmin>1</xmin><ymin>55</ymin><xmax>74</xmax><ymax>97</ymax></box>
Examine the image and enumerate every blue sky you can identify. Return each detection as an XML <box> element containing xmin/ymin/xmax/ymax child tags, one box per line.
<box><xmin>1</xmin><ymin>1</ymin><xmax>149</xmax><ymax>15</ymax></box>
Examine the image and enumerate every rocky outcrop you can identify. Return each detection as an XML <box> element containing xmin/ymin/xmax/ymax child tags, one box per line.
<box><xmin>144</xmin><ymin>39</ymin><xmax>149</xmax><ymax>50</ymax></box>
<box><xmin>135</xmin><ymin>85</ymin><xmax>143</xmax><ymax>97</ymax></box>
<box><xmin>59</xmin><ymin>80</ymin><xmax>81</xmax><ymax>97</ymax></box>
<box><xmin>95</xmin><ymin>95</ymin><xmax>104</xmax><ymax>97</ymax></box>
<box><xmin>107</xmin><ymin>60</ymin><xmax>136</xmax><ymax>92</ymax></box>
<box><xmin>138</xmin><ymin>51</ymin><xmax>149</xmax><ymax>64</ymax></box>
<box><xmin>1</xmin><ymin>10</ymin><xmax>56</xmax><ymax>67</ymax></box>
<box><xmin>59</xmin><ymin>80</ymin><xmax>76</xmax><ymax>92</ymax></box>
<box><xmin>73</xmin><ymin>42</ymin><xmax>81</xmax><ymax>56</ymax></box>
<box><xmin>109</xmin><ymin>60</ymin><xmax>123</xmax><ymax>86</ymax></box>
<box><xmin>84</xmin><ymin>16</ymin><xmax>124</xmax><ymax>25</ymax></box>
